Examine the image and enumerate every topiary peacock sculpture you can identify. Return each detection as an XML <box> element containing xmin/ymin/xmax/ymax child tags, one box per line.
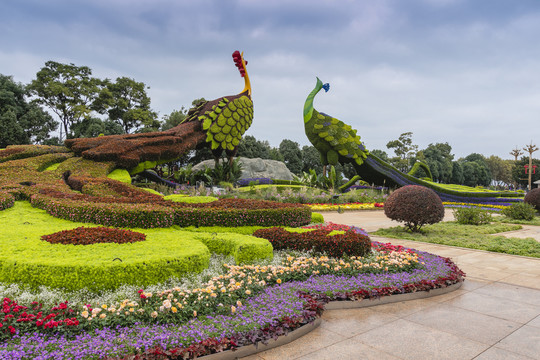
<box><xmin>303</xmin><ymin>77</ymin><xmax>522</xmax><ymax>204</ymax></box>
<box><xmin>65</xmin><ymin>51</ymin><xmax>253</xmax><ymax>174</ymax></box>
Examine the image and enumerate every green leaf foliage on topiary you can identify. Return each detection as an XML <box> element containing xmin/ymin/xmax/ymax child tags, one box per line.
<box><xmin>384</xmin><ymin>185</ymin><xmax>445</xmax><ymax>232</ymax></box>
<box><xmin>164</xmin><ymin>194</ymin><xmax>218</xmax><ymax>203</ymax></box>
<box><xmin>453</xmin><ymin>207</ymin><xmax>492</xmax><ymax>225</ymax></box>
<box><xmin>502</xmin><ymin>202</ymin><xmax>537</xmax><ymax>221</ymax></box>
<box><xmin>524</xmin><ymin>188</ymin><xmax>540</xmax><ymax>211</ymax></box>
<box><xmin>107</xmin><ymin>169</ymin><xmax>132</xmax><ymax>184</ymax></box>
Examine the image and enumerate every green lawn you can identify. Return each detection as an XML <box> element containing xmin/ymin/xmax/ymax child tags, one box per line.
<box><xmin>374</xmin><ymin>222</ymin><xmax>540</xmax><ymax>258</ymax></box>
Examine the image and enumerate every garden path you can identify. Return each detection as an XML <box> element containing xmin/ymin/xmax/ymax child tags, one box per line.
<box><xmin>240</xmin><ymin>210</ymin><xmax>540</xmax><ymax>360</ymax></box>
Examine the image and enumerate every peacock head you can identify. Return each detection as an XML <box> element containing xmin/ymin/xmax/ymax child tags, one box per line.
<box><xmin>232</xmin><ymin>50</ymin><xmax>251</xmax><ymax>96</ymax></box>
<box><xmin>316</xmin><ymin>77</ymin><xmax>330</xmax><ymax>93</ymax></box>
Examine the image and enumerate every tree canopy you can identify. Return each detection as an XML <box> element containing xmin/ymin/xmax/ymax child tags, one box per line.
<box><xmin>0</xmin><ymin>74</ymin><xmax>56</xmax><ymax>147</ymax></box>
<box><xmin>386</xmin><ymin>132</ymin><xmax>418</xmax><ymax>172</ymax></box>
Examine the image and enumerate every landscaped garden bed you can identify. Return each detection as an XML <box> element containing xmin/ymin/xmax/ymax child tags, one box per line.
<box><xmin>0</xmin><ymin>151</ymin><xmax>466</xmax><ymax>359</ymax></box>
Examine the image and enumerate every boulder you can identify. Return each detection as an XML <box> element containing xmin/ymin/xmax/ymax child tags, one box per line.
<box><xmin>192</xmin><ymin>157</ymin><xmax>294</xmax><ymax>180</ymax></box>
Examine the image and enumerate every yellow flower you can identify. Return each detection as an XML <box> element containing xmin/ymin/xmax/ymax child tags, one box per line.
<box><xmin>245</xmin><ymin>290</ymin><xmax>251</xmax><ymax>295</ymax></box>
<box><xmin>193</xmin><ymin>310</ymin><xmax>197</xmax><ymax>317</ymax></box>
<box><xmin>129</xmin><ymin>308</ymin><xmax>134</xmax><ymax>312</ymax></box>
<box><xmin>151</xmin><ymin>311</ymin><xmax>158</xmax><ymax>318</ymax></box>
<box><xmin>81</xmin><ymin>311</ymin><xmax>89</xmax><ymax>318</ymax></box>
<box><xmin>101</xmin><ymin>304</ymin><xmax>107</xmax><ymax>310</ymax></box>
<box><xmin>171</xmin><ymin>307</ymin><xmax>177</xmax><ymax>313</ymax></box>
<box><xmin>276</xmin><ymin>278</ymin><xmax>282</xmax><ymax>284</ymax></box>
<box><xmin>231</xmin><ymin>306</ymin><xmax>236</xmax><ymax>313</ymax></box>
<box><xmin>99</xmin><ymin>314</ymin><xmax>106</xmax><ymax>319</ymax></box>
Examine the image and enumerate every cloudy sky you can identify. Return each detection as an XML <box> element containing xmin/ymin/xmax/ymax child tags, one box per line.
<box><xmin>1</xmin><ymin>0</ymin><xmax>539</xmax><ymax>160</ymax></box>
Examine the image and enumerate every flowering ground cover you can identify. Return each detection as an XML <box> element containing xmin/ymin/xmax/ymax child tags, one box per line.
<box><xmin>0</xmin><ymin>234</ymin><xmax>464</xmax><ymax>359</ymax></box>
<box><xmin>442</xmin><ymin>201</ymin><xmax>512</xmax><ymax>211</ymax></box>
<box><xmin>307</xmin><ymin>202</ymin><xmax>384</xmax><ymax>211</ymax></box>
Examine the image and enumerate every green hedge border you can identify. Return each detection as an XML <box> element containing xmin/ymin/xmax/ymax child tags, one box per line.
<box><xmin>30</xmin><ymin>193</ymin><xmax>312</xmax><ymax>228</ymax></box>
<box><xmin>0</xmin><ymin>202</ymin><xmax>274</xmax><ymax>291</ymax></box>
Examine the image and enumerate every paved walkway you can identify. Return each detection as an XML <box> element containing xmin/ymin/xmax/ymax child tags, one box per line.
<box><xmin>241</xmin><ymin>210</ymin><xmax>540</xmax><ymax>360</ymax></box>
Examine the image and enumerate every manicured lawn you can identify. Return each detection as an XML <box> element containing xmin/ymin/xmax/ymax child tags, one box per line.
<box><xmin>374</xmin><ymin>222</ymin><xmax>540</xmax><ymax>258</ymax></box>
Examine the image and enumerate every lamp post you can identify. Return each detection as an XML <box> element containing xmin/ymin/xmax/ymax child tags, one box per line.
<box><xmin>510</xmin><ymin>147</ymin><xmax>523</xmax><ymax>190</ymax></box>
<box><xmin>523</xmin><ymin>142</ymin><xmax>539</xmax><ymax>191</ymax></box>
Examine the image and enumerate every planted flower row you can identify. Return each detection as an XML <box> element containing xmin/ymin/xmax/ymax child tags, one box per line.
<box><xmin>0</xmin><ymin>245</ymin><xmax>464</xmax><ymax>359</ymax></box>
<box><xmin>0</xmin><ymin>192</ymin><xmax>14</xmax><ymax>211</ymax></box>
<box><xmin>307</xmin><ymin>202</ymin><xmax>384</xmax><ymax>211</ymax></box>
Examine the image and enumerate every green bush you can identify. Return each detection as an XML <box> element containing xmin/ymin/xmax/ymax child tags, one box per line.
<box><xmin>502</xmin><ymin>202</ymin><xmax>537</xmax><ymax>221</ymax></box>
<box><xmin>311</xmin><ymin>212</ymin><xmax>324</xmax><ymax>223</ymax></box>
<box><xmin>453</xmin><ymin>207</ymin><xmax>492</xmax><ymax>225</ymax></box>
<box><xmin>384</xmin><ymin>185</ymin><xmax>444</xmax><ymax>232</ymax></box>
<box><xmin>193</xmin><ymin>232</ymin><xmax>273</xmax><ymax>264</ymax></box>
<box><xmin>0</xmin><ymin>192</ymin><xmax>14</xmax><ymax>211</ymax></box>
<box><xmin>524</xmin><ymin>188</ymin><xmax>540</xmax><ymax>211</ymax></box>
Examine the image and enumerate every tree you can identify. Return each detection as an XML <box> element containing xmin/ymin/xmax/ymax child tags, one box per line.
<box><xmin>71</xmin><ymin>117</ymin><xmax>124</xmax><ymax>138</ymax></box>
<box><xmin>485</xmin><ymin>155</ymin><xmax>513</xmax><ymax>188</ymax></box>
<box><xmin>386</xmin><ymin>132</ymin><xmax>418</xmax><ymax>172</ymax></box>
<box><xmin>0</xmin><ymin>74</ymin><xmax>56</xmax><ymax>147</ymax></box>
<box><xmin>460</xmin><ymin>154</ymin><xmax>491</xmax><ymax>187</ymax></box>
<box><xmin>451</xmin><ymin>161</ymin><xmax>464</xmax><ymax>184</ymax></box>
<box><xmin>28</xmin><ymin>61</ymin><xmax>101</xmax><ymax>139</ymax></box>
<box><xmin>421</xmin><ymin>143</ymin><xmax>454</xmax><ymax>183</ymax></box>
<box><xmin>279</xmin><ymin>139</ymin><xmax>303</xmax><ymax>175</ymax></box>
<box><xmin>512</xmin><ymin>157</ymin><xmax>540</xmax><ymax>189</ymax></box>
<box><xmin>237</xmin><ymin>135</ymin><xmax>271</xmax><ymax>159</ymax></box>
<box><xmin>95</xmin><ymin>77</ymin><xmax>158</xmax><ymax>134</ymax></box>
<box><xmin>161</xmin><ymin>108</ymin><xmax>187</xmax><ymax>131</ymax></box>
<box><xmin>301</xmin><ymin>145</ymin><xmax>323</xmax><ymax>173</ymax></box>
<box><xmin>370</xmin><ymin>149</ymin><xmax>390</xmax><ymax>162</ymax></box>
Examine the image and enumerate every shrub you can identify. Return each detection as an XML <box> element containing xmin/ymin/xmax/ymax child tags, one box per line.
<box><xmin>311</xmin><ymin>212</ymin><xmax>324</xmax><ymax>223</ymax></box>
<box><xmin>502</xmin><ymin>202</ymin><xmax>537</xmax><ymax>221</ymax></box>
<box><xmin>0</xmin><ymin>192</ymin><xmax>14</xmax><ymax>211</ymax></box>
<box><xmin>253</xmin><ymin>226</ymin><xmax>371</xmax><ymax>258</ymax></box>
<box><xmin>453</xmin><ymin>207</ymin><xmax>492</xmax><ymax>225</ymax></box>
<box><xmin>524</xmin><ymin>188</ymin><xmax>540</xmax><ymax>211</ymax></box>
<box><xmin>41</xmin><ymin>227</ymin><xmax>146</xmax><ymax>245</ymax></box>
<box><xmin>384</xmin><ymin>185</ymin><xmax>444</xmax><ymax>232</ymax></box>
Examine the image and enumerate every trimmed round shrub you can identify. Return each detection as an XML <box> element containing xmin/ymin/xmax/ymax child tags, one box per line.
<box><xmin>41</xmin><ymin>226</ymin><xmax>146</xmax><ymax>245</ymax></box>
<box><xmin>384</xmin><ymin>185</ymin><xmax>444</xmax><ymax>232</ymax></box>
<box><xmin>502</xmin><ymin>202</ymin><xmax>536</xmax><ymax>221</ymax></box>
<box><xmin>311</xmin><ymin>212</ymin><xmax>324</xmax><ymax>223</ymax></box>
<box><xmin>524</xmin><ymin>188</ymin><xmax>540</xmax><ymax>211</ymax></box>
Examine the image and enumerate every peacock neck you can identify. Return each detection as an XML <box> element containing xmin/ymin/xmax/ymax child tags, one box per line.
<box><xmin>303</xmin><ymin>79</ymin><xmax>323</xmax><ymax>123</ymax></box>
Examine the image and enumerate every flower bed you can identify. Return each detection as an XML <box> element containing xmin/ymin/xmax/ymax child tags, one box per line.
<box><xmin>0</xmin><ymin>241</ymin><xmax>464</xmax><ymax>358</ymax></box>
<box><xmin>307</xmin><ymin>202</ymin><xmax>384</xmax><ymax>211</ymax></box>
<box><xmin>0</xmin><ymin>192</ymin><xmax>14</xmax><ymax>211</ymax></box>
<box><xmin>443</xmin><ymin>201</ymin><xmax>512</xmax><ymax>211</ymax></box>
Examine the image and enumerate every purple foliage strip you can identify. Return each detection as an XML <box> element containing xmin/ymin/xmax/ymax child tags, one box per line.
<box><xmin>0</xmin><ymin>247</ymin><xmax>462</xmax><ymax>359</ymax></box>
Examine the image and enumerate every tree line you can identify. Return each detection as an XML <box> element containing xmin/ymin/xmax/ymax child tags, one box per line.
<box><xmin>1</xmin><ymin>62</ymin><xmax>537</xmax><ymax>189</ymax></box>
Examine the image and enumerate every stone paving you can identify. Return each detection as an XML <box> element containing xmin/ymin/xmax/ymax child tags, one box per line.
<box><xmin>241</xmin><ymin>210</ymin><xmax>540</xmax><ymax>360</ymax></box>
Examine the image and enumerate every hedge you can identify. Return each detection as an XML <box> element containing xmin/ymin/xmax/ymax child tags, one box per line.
<box><xmin>0</xmin><ymin>202</ymin><xmax>275</xmax><ymax>291</ymax></box>
<box><xmin>0</xmin><ymin>192</ymin><xmax>14</xmax><ymax>211</ymax></box>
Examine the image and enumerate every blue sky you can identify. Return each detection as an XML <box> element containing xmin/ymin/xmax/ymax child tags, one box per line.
<box><xmin>1</xmin><ymin>0</ymin><xmax>539</xmax><ymax>159</ymax></box>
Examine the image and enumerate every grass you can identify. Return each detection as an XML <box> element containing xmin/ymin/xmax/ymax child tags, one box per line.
<box><xmin>492</xmin><ymin>215</ymin><xmax>540</xmax><ymax>226</ymax></box>
<box><xmin>374</xmin><ymin>222</ymin><xmax>540</xmax><ymax>258</ymax></box>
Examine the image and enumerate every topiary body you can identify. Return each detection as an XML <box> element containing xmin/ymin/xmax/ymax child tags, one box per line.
<box><xmin>384</xmin><ymin>185</ymin><xmax>444</xmax><ymax>232</ymax></box>
<box><xmin>524</xmin><ymin>188</ymin><xmax>540</xmax><ymax>211</ymax></box>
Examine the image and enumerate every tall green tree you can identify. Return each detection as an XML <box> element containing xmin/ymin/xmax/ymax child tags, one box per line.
<box><xmin>370</xmin><ymin>149</ymin><xmax>390</xmax><ymax>162</ymax></box>
<box><xmin>420</xmin><ymin>143</ymin><xmax>454</xmax><ymax>183</ymax></box>
<box><xmin>95</xmin><ymin>77</ymin><xmax>157</xmax><ymax>134</ymax></box>
<box><xmin>0</xmin><ymin>74</ymin><xmax>56</xmax><ymax>147</ymax></box>
<box><xmin>451</xmin><ymin>161</ymin><xmax>464</xmax><ymax>184</ymax></box>
<box><xmin>301</xmin><ymin>145</ymin><xmax>323</xmax><ymax>174</ymax></box>
<box><xmin>161</xmin><ymin>108</ymin><xmax>187</xmax><ymax>131</ymax></box>
<box><xmin>386</xmin><ymin>132</ymin><xmax>418</xmax><ymax>172</ymax></box>
<box><xmin>71</xmin><ymin>117</ymin><xmax>124</xmax><ymax>138</ymax></box>
<box><xmin>460</xmin><ymin>154</ymin><xmax>491</xmax><ymax>187</ymax></box>
<box><xmin>512</xmin><ymin>157</ymin><xmax>540</xmax><ymax>189</ymax></box>
<box><xmin>279</xmin><ymin>139</ymin><xmax>303</xmax><ymax>175</ymax></box>
<box><xmin>485</xmin><ymin>155</ymin><xmax>513</xmax><ymax>188</ymax></box>
<box><xmin>237</xmin><ymin>135</ymin><xmax>271</xmax><ymax>159</ymax></box>
<box><xmin>28</xmin><ymin>61</ymin><xmax>101</xmax><ymax>139</ymax></box>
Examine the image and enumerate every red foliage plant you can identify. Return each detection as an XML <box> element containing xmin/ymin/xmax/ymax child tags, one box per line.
<box><xmin>524</xmin><ymin>187</ymin><xmax>540</xmax><ymax>211</ymax></box>
<box><xmin>41</xmin><ymin>226</ymin><xmax>146</xmax><ymax>245</ymax></box>
<box><xmin>253</xmin><ymin>227</ymin><xmax>371</xmax><ymax>258</ymax></box>
<box><xmin>384</xmin><ymin>185</ymin><xmax>444</xmax><ymax>232</ymax></box>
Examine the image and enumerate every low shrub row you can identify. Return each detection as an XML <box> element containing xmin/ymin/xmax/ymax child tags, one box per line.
<box><xmin>253</xmin><ymin>226</ymin><xmax>371</xmax><ymax>258</ymax></box>
<box><xmin>31</xmin><ymin>192</ymin><xmax>312</xmax><ymax>228</ymax></box>
<box><xmin>0</xmin><ymin>192</ymin><xmax>14</xmax><ymax>210</ymax></box>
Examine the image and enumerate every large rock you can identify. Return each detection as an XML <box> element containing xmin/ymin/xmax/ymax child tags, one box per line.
<box><xmin>192</xmin><ymin>157</ymin><xmax>294</xmax><ymax>180</ymax></box>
